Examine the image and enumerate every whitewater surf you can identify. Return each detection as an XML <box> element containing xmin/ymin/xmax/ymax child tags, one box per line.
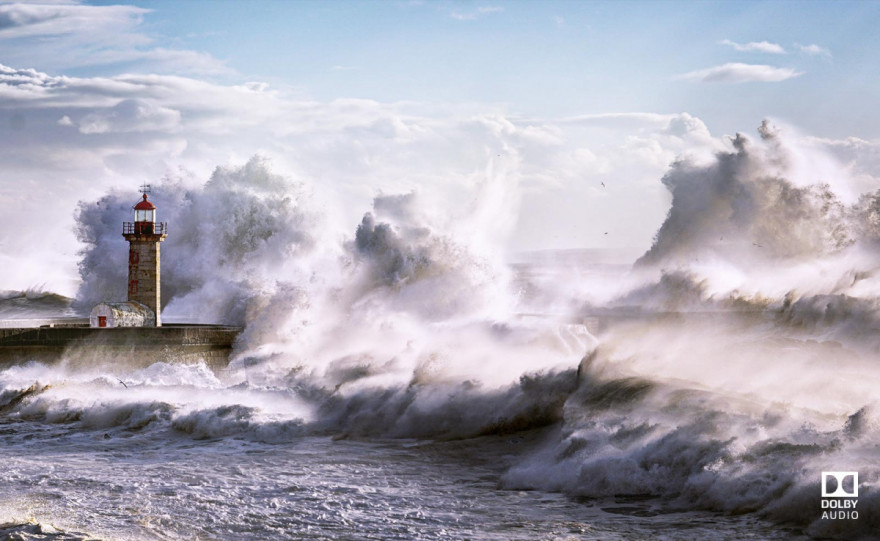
<box><xmin>2</xmin><ymin>124</ymin><xmax>878</xmax><ymax>540</ymax></box>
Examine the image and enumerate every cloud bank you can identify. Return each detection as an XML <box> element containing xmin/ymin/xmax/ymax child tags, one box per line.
<box><xmin>0</xmin><ymin>60</ymin><xmax>734</xmax><ymax>294</ymax></box>
<box><xmin>798</xmin><ymin>43</ymin><xmax>832</xmax><ymax>57</ymax></box>
<box><xmin>450</xmin><ymin>6</ymin><xmax>504</xmax><ymax>21</ymax></box>
<box><xmin>719</xmin><ymin>39</ymin><xmax>786</xmax><ymax>54</ymax></box>
<box><xmin>0</xmin><ymin>2</ymin><xmax>229</xmax><ymax>75</ymax></box>
<box><xmin>677</xmin><ymin>62</ymin><xmax>803</xmax><ymax>83</ymax></box>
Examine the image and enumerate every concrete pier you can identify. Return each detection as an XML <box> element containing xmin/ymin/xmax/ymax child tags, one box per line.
<box><xmin>0</xmin><ymin>324</ymin><xmax>241</xmax><ymax>371</ymax></box>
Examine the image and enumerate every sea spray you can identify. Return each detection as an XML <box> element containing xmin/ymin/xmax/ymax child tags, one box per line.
<box><xmin>499</xmin><ymin>123</ymin><xmax>880</xmax><ymax>539</ymax></box>
<box><xmin>228</xmin><ymin>181</ymin><xmax>592</xmax><ymax>438</ymax></box>
<box><xmin>18</xmin><ymin>122</ymin><xmax>879</xmax><ymax>539</ymax></box>
<box><xmin>73</xmin><ymin>156</ymin><xmax>328</xmax><ymax>326</ymax></box>
<box><xmin>638</xmin><ymin>124</ymin><xmax>854</xmax><ymax>268</ymax></box>
<box><xmin>67</xmin><ymin>150</ymin><xmax>591</xmax><ymax>444</ymax></box>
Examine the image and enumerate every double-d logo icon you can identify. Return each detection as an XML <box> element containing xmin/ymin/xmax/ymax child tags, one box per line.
<box><xmin>822</xmin><ymin>472</ymin><xmax>858</xmax><ymax>497</ymax></box>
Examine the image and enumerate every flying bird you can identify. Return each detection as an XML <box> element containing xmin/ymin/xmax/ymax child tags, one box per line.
<box><xmin>600</xmin><ymin>181</ymin><xmax>606</xmax><ymax>188</ymax></box>
<box><xmin>118</xmin><ymin>379</ymin><xmax>128</xmax><ymax>389</ymax></box>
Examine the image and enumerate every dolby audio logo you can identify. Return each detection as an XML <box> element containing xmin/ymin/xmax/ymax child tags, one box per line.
<box><xmin>821</xmin><ymin>471</ymin><xmax>859</xmax><ymax>520</ymax></box>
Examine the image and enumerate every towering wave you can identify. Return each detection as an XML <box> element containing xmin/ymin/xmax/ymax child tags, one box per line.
<box><xmin>638</xmin><ymin>121</ymin><xmax>856</xmax><ymax>267</ymax></box>
<box><xmin>66</xmin><ymin>151</ymin><xmax>587</xmax><ymax>440</ymax></box>
<box><xmin>510</xmin><ymin>122</ymin><xmax>880</xmax><ymax>539</ymax></box>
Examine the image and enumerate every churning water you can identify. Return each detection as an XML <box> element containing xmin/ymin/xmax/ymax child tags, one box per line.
<box><xmin>0</xmin><ymin>360</ymin><xmax>805</xmax><ymax>541</ymax></box>
<box><xmin>4</xmin><ymin>124</ymin><xmax>880</xmax><ymax>540</ymax></box>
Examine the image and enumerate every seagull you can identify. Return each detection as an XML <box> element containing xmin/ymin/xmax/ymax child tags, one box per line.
<box><xmin>118</xmin><ymin>379</ymin><xmax>128</xmax><ymax>389</ymax></box>
<box><xmin>600</xmin><ymin>181</ymin><xmax>606</xmax><ymax>188</ymax></box>
<box><xmin>752</xmin><ymin>242</ymin><xmax>763</xmax><ymax>248</ymax></box>
<box><xmin>604</xmin><ymin>232</ymin><xmax>608</xmax><ymax>235</ymax></box>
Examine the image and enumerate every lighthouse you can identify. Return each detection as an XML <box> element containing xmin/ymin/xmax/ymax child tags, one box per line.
<box><xmin>121</xmin><ymin>186</ymin><xmax>167</xmax><ymax>326</ymax></box>
<box><xmin>6</xmin><ymin>184</ymin><xmax>240</xmax><ymax>367</ymax></box>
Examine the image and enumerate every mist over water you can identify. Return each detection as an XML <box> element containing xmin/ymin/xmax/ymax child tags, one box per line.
<box><xmin>4</xmin><ymin>122</ymin><xmax>880</xmax><ymax>539</ymax></box>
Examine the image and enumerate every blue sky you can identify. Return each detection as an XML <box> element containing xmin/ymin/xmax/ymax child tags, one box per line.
<box><xmin>1</xmin><ymin>0</ymin><xmax>879</xmax><ymax>294</ymax></box>
<box><xmin>66</xmin><ymin>0</ymin><xmax>877</xmax><ymax>138</ymax></box>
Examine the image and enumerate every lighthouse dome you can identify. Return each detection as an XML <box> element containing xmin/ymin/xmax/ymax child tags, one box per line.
<box><xmin>134</xmin><ymin>193</ymin><xmax>156</xmax><ymax>210</ymax></box>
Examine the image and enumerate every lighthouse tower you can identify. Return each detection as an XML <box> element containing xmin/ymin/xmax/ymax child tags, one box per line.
<box><xmin>122</xmin><ymin>185</ymin><xmax>167</xmax><ymax>327</ymax></box>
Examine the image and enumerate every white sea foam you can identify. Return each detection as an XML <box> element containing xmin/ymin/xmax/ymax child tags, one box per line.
<box><xmin>4</xmin><ymin>121</ymin><xmax>880</xmax><ymax>538</ymax></box>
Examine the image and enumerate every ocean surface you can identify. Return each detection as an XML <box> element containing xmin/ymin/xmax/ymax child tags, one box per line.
<box><xmin>1</xmin><ymin>255</ymin><xmax>877</xmax><ymax>541</ymax></box>
<box><xmin>0</xmin><ymin>363</ymin><xmax>804</xmax><ymax>541</ymax></box>
<box><xmin>6</xmin><ymin>131</ymin><xmax>880</xmax><ymax>540</ymax></box>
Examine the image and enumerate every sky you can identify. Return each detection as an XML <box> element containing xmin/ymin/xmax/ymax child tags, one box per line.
<box><xmin>1</xmin><ymin>0</ymin><xmax>879</xmax><ymax>295</ymax></box>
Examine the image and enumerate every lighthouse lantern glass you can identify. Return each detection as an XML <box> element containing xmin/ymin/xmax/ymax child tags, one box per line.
<box><xmin>135</xmin><ymin>208</ymin><xmax>155</xmax><ymax>222</ymax></box>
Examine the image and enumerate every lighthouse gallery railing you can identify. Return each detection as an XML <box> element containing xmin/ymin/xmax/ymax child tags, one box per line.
<box><xmin>123</xmin><ymin>222</ymin><xmax>167</xmax><ymax>235</ymax></box>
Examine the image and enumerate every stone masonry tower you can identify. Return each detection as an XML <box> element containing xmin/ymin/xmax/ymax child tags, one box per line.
<box><xmin>122</xmin><ymin>186</ymin><xmax>167</xmax><ymax>326</ymax></box>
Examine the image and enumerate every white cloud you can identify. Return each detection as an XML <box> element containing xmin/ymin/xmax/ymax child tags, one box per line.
<box><xmin>559</xmin><ymin>112</ymin><xmax>678</xmax><ymax>128</ymax></box>
<box><xmin>78</xmin><ymin>99</ymin><xmax>181</xmax><ymax>134</ymax></box>
<box><xmin>0</xmin><ymin>62</ymin><xmax>730</xmax><ymax>293</ymax></box>
<box><xmin>450</xmin><ymin>6</ymin><xmax>503</xmax><ymax>20</ymax></box>
<box><xmin>0</xmin><ymin>3</ymin><xmax>149</xmax><ymax>39</ymax></box>
<box><xmin>557</xmin><ymin>113</ymin><xmax>716</xmax><ymax>147</ymax></box>
<box><xmin>719</xmin><ymin>39</ymin><xmax>786</xmax><ymax>54</ymax></box>
<box><xmin>798</xmin><ymin>43</ymin><xmax>832</xmax><ymax>57</ymax></box>
<box><xmin>677</xmin><ymin>63</ymin><xmax>803</xmax><ymax>83</ymax></box>
<box><xmin>242</xmin><ymin>81</ymin><xmax>270</xmax><ymax>92</ymax></box>
<box><xmin>0</xmin><ymin>2</ymin><xmax>229</xmax><ymax>75</ymax></box>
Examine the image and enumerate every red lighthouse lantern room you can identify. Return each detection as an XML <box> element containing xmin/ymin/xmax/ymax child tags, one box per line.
<box><xmin>133</xmin><ymin>193</ymin><xmax>157</xmax><ymax>234</ymax></box>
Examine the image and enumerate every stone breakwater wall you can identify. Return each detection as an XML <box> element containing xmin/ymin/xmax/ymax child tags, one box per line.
<box><xmin>0</xmin><ymin>324</ymin><xmax>241</xmax><ymax>371</ymax></box>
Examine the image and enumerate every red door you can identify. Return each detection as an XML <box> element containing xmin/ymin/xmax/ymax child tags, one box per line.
<box><xmin>98</xmin><ymin>316</ymin><xmax>107</xmax><ymax>328</ymax></box>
